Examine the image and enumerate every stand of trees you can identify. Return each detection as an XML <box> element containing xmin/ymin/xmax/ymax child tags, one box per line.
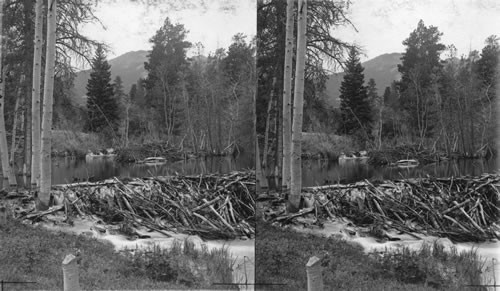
<box><xmin>120</xmin><ymin>19</ymin><xmax>255</xmax><ymax>155</ymax></box>
<box><xmin>378</xmin><ymin>21</ymin><xmax>499</xmax><ymax>157</ymax></box>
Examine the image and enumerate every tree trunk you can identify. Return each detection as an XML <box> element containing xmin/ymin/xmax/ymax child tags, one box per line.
<box><xmin>254</xmin><ymin>88</ymin><xmax>268</xmax><ymax>191</ymax></box>
<box><xmin>0</xmin><ymin>3</ymin><xmax>16</xmax><ymax>187</ymax></box>
<box><xmin>289</xmin><ymin>0</ymin><xmax>307</xmax><ymax>211</ymax></box>
<box><xmin>10</xmin><ymin>81</ymin><xmax>22</xmax><ymax>166</ymax></box>
<box><xmin>38</xmin><ymin>0</ymin><xmax>57</xmax><ymax>210</ymax></box>
<box><xmin>262</xmin><ymin>76</ymin><xmax>277</xmax><ymax>172</ymax></box>
<box><xmin>282</xmin><ymin>0</ymin><xmax>294</xmax><ymax>192</ymax></box>
<box><xmin>31</xmin><ymin>0</ymin><xmax>43</xmax><ymax>188</ymax></box>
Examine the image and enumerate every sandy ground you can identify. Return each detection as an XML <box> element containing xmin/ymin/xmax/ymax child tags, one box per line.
<box><xmin>41</xmin><ymin>217</ymin><xmax>255</xmax><ymax>289</ymax></box>
<box><xmin>291</xmin><ymin>218</ymin><xmax>500</xmax><ymax>287</ymax></box>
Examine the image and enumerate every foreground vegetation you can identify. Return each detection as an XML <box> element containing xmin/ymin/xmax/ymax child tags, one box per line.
<box><xmin>256</xmin><ymin>222</ymin><xmax>485</xmax><ymax>290</ymax></box>
<box><xmin>0</xmin><ymin>216</ymin><xmax>234</xmax><ymax>290</ymax></box>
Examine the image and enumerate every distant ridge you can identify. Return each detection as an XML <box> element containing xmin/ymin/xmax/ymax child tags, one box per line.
<box><xmin>325</xmin><ymin>52</ymin><xmax>403</xmax><ymax>108</ymax></box>
<box><xmin>71</xmin><ymin>50</ymin><xmax>149</xmax><ymax>105</ymax></box>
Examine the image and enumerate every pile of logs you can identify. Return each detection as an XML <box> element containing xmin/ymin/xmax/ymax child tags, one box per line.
<box><xmin>271</xmin><ymin>174</ymin><xmax>500</xmax><ymax>242</ymax></box>
<box><xmin>48</xmin><ymin>171</ymin><xmax>255</xmax><ymax>240</ymax></box>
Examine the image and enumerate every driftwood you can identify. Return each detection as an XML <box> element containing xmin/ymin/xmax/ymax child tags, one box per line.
<box><xmin>368</xmin><ymin>144</ymin><xmax>447</xmax><ymax>166</ymax></box>
<box><xmin>21</xmin><ymin>171</ymin><xmax>255</xmax><ymax>240</ymax></box>
<box><xmin>268</xmin><ymin>174</ymin><xmax>500</xmax><ymax>242</ymax></box>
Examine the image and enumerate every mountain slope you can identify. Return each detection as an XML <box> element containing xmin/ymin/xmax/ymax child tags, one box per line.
<box><xmin>72</xmin><ymin>50</ymin><xmax>149</xmax><ymax>106</ymax></box>
<box><xmin>325</xmin><ymin>52</ymin><xmax>403</xmax><ymax>108</ymax></box>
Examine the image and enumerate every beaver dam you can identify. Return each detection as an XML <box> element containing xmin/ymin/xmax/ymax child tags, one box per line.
<box><xmin>9</xmin><ymin>171</ymin><xmax>255</xmax><ymax>240</ymax></box>
<box><xmin>264</xmin><ymin>174</ymin><xmax>500</xmax><ymax>242</ymax></box>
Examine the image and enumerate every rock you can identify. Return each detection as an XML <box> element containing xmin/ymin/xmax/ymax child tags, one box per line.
<box><xmin>434</xmin><ymin>237</ymin><xmax>454</xmax><ymax>252</ymax></box>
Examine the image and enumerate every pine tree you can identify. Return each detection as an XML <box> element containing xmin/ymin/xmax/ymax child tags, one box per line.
<box><xmin>338</xmin><ymin>47</ymin><xmax>372</xmax><ymax>135</ymax></box>
<box><xmin>85</xmin><ymin>46</ymin><xmax>118</xmax><ymax>133</ymax></box>
<box><xmin>398</xmin><ymin>20</ymin><xmax>445</xmax><ymax>139</ymax></box>
<box><xmin>144</xmin><ymin>17</ymin><xmax>190</xmax><ymax>137</ymax></box>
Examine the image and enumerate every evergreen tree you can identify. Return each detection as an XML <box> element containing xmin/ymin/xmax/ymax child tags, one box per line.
<box><xmin>383</xmin><ymin>86</ymin><xmax>391</xmax><ymax>104</ymax></box>
<box><xmin>398</xmin><ymin>20</ymin><xmax>445</xmax><ymax>138</ymax></box>
<box><xmin>113</xmin><ymin>76</ymin><xmax>125</xmax><ymax>101</ymax></box>
<box><xmin>366</xmin><ymin>78</ymin><xmax>378</xmax><ymax>119</ymax></box>
<box><xmin>144</xmin><ymin>17</ymin><xmax>191</xmax><ymax>137</ymax></box>
<box><xmin>338</xmin><ymin>47</ymin><xmax>372</xmax><ymax>135</ymax></box>
<box><xmin>476</xmin><ymin>35</ymin><xmax>499</xmax><ymax>98</ymax></box>
<box><xmin>129</xmin><ymin>84</ymin><xmax>137</xmax><ymax>102</ymax></box>
<box><xmin>85</xmin><ymin>46</ymin><xmax>119</xmax><ymax>132</ymax></box>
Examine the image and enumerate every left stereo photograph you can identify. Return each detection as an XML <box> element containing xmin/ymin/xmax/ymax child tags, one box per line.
<box><xmin>0</xmin><ymin>0</ymin><xmax>256</xmax><ymax>290</ymax></box>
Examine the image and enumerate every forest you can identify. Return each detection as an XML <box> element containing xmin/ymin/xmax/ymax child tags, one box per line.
<box><xmin>257</xmin><ymin>0</ymin><xmax>499</xmax><ymax>191</ymax></box>
<box><xmin>0</xmin><ymin>0</ymin><xmax>255</xmax><ymax>206</ymax></box>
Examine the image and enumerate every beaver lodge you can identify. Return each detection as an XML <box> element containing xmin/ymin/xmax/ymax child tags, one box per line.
<box><xmin>6</xmin><ymin>171</ymin><xmax>255</xmax><ymax>240</ymax></box>
<box><xmin>263</xmin><ymin>174</ymin><xmax>500</xmax><ymax>242</ymax></box>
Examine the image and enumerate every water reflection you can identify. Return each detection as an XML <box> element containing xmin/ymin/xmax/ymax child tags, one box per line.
<box><xmin>4</xmin><ymin>155</ymin><xmax>253</xmax><ymax>187</ymax></box>
<box><xmin>302</xmin><ymin>158</ymin><xmax>499</xmax><ymax>187</ymax></box>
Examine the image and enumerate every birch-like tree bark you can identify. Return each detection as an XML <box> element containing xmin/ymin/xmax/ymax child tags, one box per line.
<box><xmin>289</xmin><ymin>0</ymin><xmax>307</xmax><ymax>211</ymax></box>
<box><xmin>9</xmin><ymin>80</ymin><xmax>23</xmax><ymax>166</ymax></box>
<box><xmin>282</xmin><ymin>0</ymin><xmax>294</xmax><ymax>192</ymax></box>
<box><xmin>38</xmin><ymin>0</ymin><xmax>57</xmax><ymax>210</ymax></box>
<box><xmin>31</xmin><ymin>0</ymin><xmax>43</xmax><ymax>188</ymax></box>
<box><xmin>0</xmin><ymin>0</ymin><xmax>16</xmax><ymax>187</ymax></box>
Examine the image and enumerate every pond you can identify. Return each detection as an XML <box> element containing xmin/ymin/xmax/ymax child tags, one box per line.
<box><xmin>6</xmin><ymin>154</ymin><xmax>254</xmax><ymax>187</ymax></box>
<box><xmin>302</xmin><ymin>158</ymin><xmax>499</xmax><ymax>187</ymax></box>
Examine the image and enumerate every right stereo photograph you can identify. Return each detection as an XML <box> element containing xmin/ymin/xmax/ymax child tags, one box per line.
<box><xmin>255</xmin><ymin>0</ymin><xmax>500</xmax><ymax>290</ymax></box>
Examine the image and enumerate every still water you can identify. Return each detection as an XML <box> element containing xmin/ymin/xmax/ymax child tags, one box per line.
<box><xmin>8</xmin><ymin>155</ymin><xmax>253</xmax><ymax>187</ymax></box>
<box><xmin>302</xmin><ymin>158</ymin><xmax>499</xmax><ymax>187</ymax></box>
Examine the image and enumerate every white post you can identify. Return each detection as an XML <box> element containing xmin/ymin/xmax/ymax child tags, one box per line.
<box><xmin>306</xmin><ymin>256</ymin><xmax>323</xmax><ymax>291</ymax></box>
<box><xmin>62</xmin><ymin>254</ymin><xmax>80</xmax><ymax>291</ymax></box>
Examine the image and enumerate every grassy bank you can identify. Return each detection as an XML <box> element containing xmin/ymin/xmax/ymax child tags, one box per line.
<box><xmin>0</xmin><ymin>216</ymin><xmax>235</xmax><ymax>290</ymax></box>
<box><xmin>52</xmin><ymin>130</ymin><xmax>106</xmax><ymax>158</ymax></box>
<box><xmin>256</xmin><ymin>222</ymin><xmax>485</xmax><ymax>290</ymax></box>
<box><xmin>301</xmin><ymin>133</ymin><xmax>359</xmax><ymax>160</ymax></box>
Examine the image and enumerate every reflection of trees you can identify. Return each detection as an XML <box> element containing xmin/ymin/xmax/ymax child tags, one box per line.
<box><xmin>301</xmin><ymin>159</ymin><xmax>499</xmax><ymax>187</ymax></box>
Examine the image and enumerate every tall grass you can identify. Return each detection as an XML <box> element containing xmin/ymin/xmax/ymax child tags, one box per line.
<box><xmin>52</xmin><ymin>130</ymin><xmax>104</xmax><ymax>157</ymax></box>
<box><xmin>302</xmin><ymin>132</ymin><xmax>359</xmax><ymax>160</ymax></box>
<box><xmin>256</xmin><ymin>221</ymin><xmax>485</xmax><ymax>290</ymax></box>
<box><xmin>0</xmin><ymin>215</ymin><xmax>235</xmax><ymax>290</ymax></box>
<box><xmin>123</xmin><ymin>239</ymin><xmax>236</xmax><ymax>288</ymax></box>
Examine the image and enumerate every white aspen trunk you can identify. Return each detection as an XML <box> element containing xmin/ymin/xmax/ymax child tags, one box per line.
<box><xmin>38</xmin><ymin>0</ymin><xmax>57</xmax><ymax>210</ymax></box>
<box><xmin>262</xmin><ymin>76</ymin><xmax>276</xmax><ymax>170</ymax></box>
<box><xmin>124</xmin><ymin>103</ymin><xmax>129</xmax><ymax>147</ymax></box>
<box><xmin>289</xmin><ymin>0</ymin><xmax>307</xmax><ymax>211</ymax></box>
<box><xmin>255</xmin><ymin>102</ymin><xmax>268</xmax><ymax>191</ymax></box>
<box><xmin>282</xmin><ymin>0</ymin><xmax>294</xmax><ymax>191</ymax></box>
<box><xmin>9</xmin><ymin>82</ymin><xmax>22</xmax><ymax>165</ymax></box>
<box><xmin>31</xmin><ymin>0</ymin><xmax>43</xmax><ymax>188</ymax></box>
<box><xmin>0</xmin><ymin>1</ymin><xmax>16</xmax><ymax>187</ymax></box>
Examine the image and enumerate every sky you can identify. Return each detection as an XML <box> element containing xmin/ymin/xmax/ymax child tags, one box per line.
<box><xmin>334</xmin><ymin>0</ymin><xmax>500</xmax><ymax>62</ymax></box>
<box><xmin>80</xmin><ymin>0</ymin><xmax>499</xmax><ymax>68</ymax></box>
<box><xmin>79</xmin><ymin>0</ymin><xmax>256</xmax><ymax>68</ymax></box>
